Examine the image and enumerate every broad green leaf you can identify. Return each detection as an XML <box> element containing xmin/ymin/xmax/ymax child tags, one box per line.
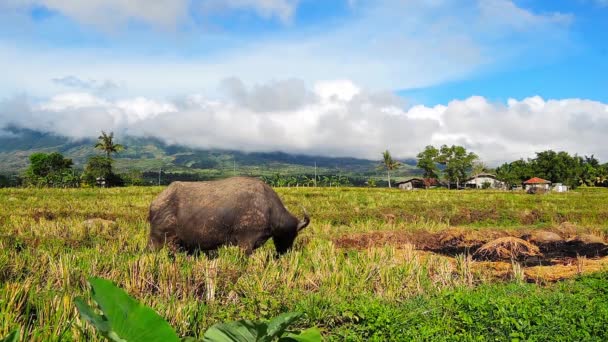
<box><xmin>281</xmin><ymin>328</ymin><xmax>322</xmax><ymax>342</ymax></box>
<box><xmin>84</xmin><ymin>277</ymin><xmax>180</xmax><ymax>342</ymax></box>
<box><xmin>1</xmin><ymin>330</ymin><xmax>19</xmax><ymax>342</ymax></box>
<box><xmin>202</xmin><ymin>320</ymin><xmax>267</xmax><ymax>342</ymax></box>
<box><xmin>75</xmin><ymin>297</ymin><xmax>111</xmax><ymax>335</ymax></box>
<box><xmin>266</xmin><ymin>312</ymin><xmax>302</xmax><ymax>338</ymax></box>
<box><xmin>180</xmin><ymin>337</ymin><xmax>200</xmax><ymax>342</ymax></box>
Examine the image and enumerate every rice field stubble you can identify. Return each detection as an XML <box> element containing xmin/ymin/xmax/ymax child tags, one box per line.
<box><xmin>2</xmin><ymin>186</ymin><xmax>608</xmax><ymax>341</ymax></box>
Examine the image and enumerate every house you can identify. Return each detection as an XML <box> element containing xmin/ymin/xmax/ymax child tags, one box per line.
<box><xmin>396</xmin><ymin>178</ymin><xmax>441</xmax><ymax>190</ymax></box>
<box><xmin>523</xmin><ymin>177</ymin><xmax>551</xmax><ymax>191</ymax></box>
<box><xmin>396</xmin><ymin>178</ymin><xmax>425</xmax><ymax>190</ymax></box>
<box><xmin>464</xmin><ymin>173</ymin><xmax>507</xmax><ymax>189</ymax></box>
<box><xmin>553</xmin><ymin>183</ymin><xmax>569</xmax><ymax>193</ymax></box>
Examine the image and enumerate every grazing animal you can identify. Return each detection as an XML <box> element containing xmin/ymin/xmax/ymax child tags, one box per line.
<box><xmin>148</xmin><ymin>177</ymin><xmax>310</xmax><ymax>255</ymax></box>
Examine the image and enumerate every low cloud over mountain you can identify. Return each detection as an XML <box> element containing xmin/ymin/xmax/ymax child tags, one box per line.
<box><xmin>1</xmin><ymin>79</ymin><xmax>606</xmax><ymax>164</ymax></box>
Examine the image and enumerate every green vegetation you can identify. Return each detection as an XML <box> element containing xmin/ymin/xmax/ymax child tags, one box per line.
<box><xmin>75</xmin><ymin>277</ymin><xmax>320</xmax><ymax>341</ymax></box>
<box><xmin>414</xmin><ymin>144</ymin><xmax>478</xmax><ymax>188</ymax></box>
<box><xmin>94</xmin><ymin>131</ymin><xmax>124</xmax><ymax>159</ymax></box>
<box><xmin>23</xmin><ymin>152</ymin><xmax>79</xmax><ymax>188</ymax></box>
<box><xmin>416</xmin><ymin>145</ymin><xmax>440</xmax><ymax>180</ymax></box>
<box><xmin>2</xmin><ymin>186</ymin><xmax>608</xmax><ymax>340</ymax></box>
<box><xmin>203</xmin><ymin>312</ymin><xmax>321</xmax><ymax>342</ymax></box>
<box><xmin>0</xmin><ymin>330</ymin><xmax>19</xmax><ymax>342</ymax></box>
<box><xmin>76</xmin><ymin>277</ymin><xmax>180</xmax><ymax>341</ymax></box>
<box><xmin>496</xmin><ymin>151</ymin><xmax>608</xmax><ymax>188</ymax></box>
<box><xmin>379</xmin><ymin>150</ymin><xmax>401</xmax><ymax>188</ymax></box>
<box><xmin>436</xmin><ymin>145</ymin><xmax>478</xmax><ymax>188</ymax></box>
<box><xmin>82</xmin><ymin>131</ymin><xmax>126</xmax><ymax>187</ymax></box>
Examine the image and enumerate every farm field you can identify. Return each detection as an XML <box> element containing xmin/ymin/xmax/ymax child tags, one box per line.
<box><xmin>2</xmin><ymin>186</ymin><xmax>608</xmax><ymax>341</ymax></box>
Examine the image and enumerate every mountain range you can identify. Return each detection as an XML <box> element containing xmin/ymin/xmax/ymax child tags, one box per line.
<box><xmin>0</xmin><ymin>127</ymin><xmax>419</xmax><ymax>178</ymax></box>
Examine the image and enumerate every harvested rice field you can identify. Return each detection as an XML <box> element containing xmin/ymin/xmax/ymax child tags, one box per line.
<box><xmin>2</xmin><ymin>186</ymin><xmax>608</xmax><ymax>340</ymax></box>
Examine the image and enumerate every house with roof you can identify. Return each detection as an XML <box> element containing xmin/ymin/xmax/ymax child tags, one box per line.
<box><xmin>464</xmin><ymin>173</ymin><xmax>507</xmax><ymax>189</ymax></box>
<box><xmin>396</xmin><ymin>177</ymin><xmax>441</xmax><ymax>190</ymax></box>
<box><xmin>523</xmin><ymin>177</ymin><xmax>551</xmax><ymax>191</ymax></box>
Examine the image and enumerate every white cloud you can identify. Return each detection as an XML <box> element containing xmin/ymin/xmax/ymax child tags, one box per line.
<box><xmin>478</xmin><ymin>0</ymin><xmax>573</xmax><ymax>32</ymax></box>
<box><xmin>4</xmin><ymin>0</ymin><xmax>190</xmax><ymax>29</ymax></box>
<box><xmin>51</xmin><ymin>76</ymin><xmax>121</xmax><ymax>94</ymax></box>
<box><xmin>2</xmin><ymin>0</ymin><xmax>301</xmax><ymax>29</ymax></box>
<box><xmin>0</xmin><ymin>0</ymin><xmax>572</xmax><ymax>97</ymax></box>
<box><xmin>2</xmin><ymin>79</ymin><xmax>607</xmax><ymax>163</ymax></box>
<box><xmin>200</xmin><ymin>0</ymin><xmax>300</xmax><ymax>23</ymax></box>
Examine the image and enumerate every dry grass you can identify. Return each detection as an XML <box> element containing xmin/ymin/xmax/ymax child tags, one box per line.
<box><xmin>473</xmin><ymin>237</ymin><xmax>542</xmax><ymax>261</ymax></box>
<box><xmin>2</xmin><ymin>186</ymin><xmax>608</xmax><ymax>340</ymax></box>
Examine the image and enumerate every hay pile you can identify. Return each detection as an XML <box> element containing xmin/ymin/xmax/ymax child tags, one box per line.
<box><xmin>524</xmin><ymin>230</ymin><xmax>564</xmax><ymax>244</ymax></box>
<box><xmin>474</xmin><ymin>237</ymin><xmax>541</xmax><ymax>261</ymax></box>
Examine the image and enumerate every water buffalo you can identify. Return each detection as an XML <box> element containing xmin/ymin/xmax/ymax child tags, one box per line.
<box><xmin>148</xmin><ymin>177</ymin><xmax>310</xmax><ymax>255</ymax></box>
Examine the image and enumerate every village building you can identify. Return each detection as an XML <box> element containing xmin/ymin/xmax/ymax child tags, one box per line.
<box><xmin>396</xmin><ymin>178</ymin><xmax>441</xmax><ymax>190</ymax></box>
<box><xmin>523</xmin><ymin>177</ymin><xmax>551</xmax><ymax>191</ymax></box>
<box><xmin>464</xmin><ymin>173</ymin><xmax>507</xmax><ymax>189</ymax></box>
<box><xmin>553</xmin><ymin>183</ymin><xmax>569</xmax><ymax>193</ymax></box>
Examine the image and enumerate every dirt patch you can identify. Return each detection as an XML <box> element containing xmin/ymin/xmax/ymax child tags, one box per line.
<box><xmin>31</xmin><ymin>209</ymin><xmax>57</xmax><ymax>222</ymax></box>
<box><xmin>333</xmin><ymin>226</ymin><xmax>608</xmax><ymax>282</ymax></box>
<box><xmin>519</xmin><ymin>209</ymin><xmax>544</xmax><ymax>225</ymax></box>
<box><xmin>450</xmin><ymin>207</ymin><xmax>499</xmax><ymax>225</ymax></box>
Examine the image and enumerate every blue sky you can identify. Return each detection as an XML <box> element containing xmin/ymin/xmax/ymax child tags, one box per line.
<box><xmin>0</xmin><ymin>0</ymin><xmax>607</xmax><ymax>161</ymax></box>
<box><xmin>402</xmin><ymin>0</ymin><xmax>608</xmax><ymax>105</ymax></box>
<box><xmin>2</xmin><ymin>0</ymin><xmax>606</xmax><ymax>102</ymax></box>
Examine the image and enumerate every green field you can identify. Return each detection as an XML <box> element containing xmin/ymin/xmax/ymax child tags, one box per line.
<box><xmin>2</xmin><ymin>187</ymin><xmax>608</xmax><ymax>341</ymax></box>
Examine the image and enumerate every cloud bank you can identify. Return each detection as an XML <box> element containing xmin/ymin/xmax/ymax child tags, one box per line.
<box><xmin>1</xmin><ymin>79</ymin><xmax>607</xmax><ymax>164</ymax></box>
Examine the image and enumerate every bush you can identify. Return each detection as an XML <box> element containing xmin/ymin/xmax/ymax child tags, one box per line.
<box><xmin>23</xmin><ymin>152</ymin><xmax>78</xmax><ymax>188</ymax></box>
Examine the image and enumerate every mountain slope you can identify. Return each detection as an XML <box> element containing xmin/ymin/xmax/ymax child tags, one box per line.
<box><xmin>0</xmin><ymin>127</ymin><xmax>419</xmax><ymax>177</ymax></box>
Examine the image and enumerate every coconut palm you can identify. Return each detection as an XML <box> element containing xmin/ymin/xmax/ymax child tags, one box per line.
<box><xmin>379</xmin><ymin>150</ymin><xmax>401</xmax><ymax>188</ymax></box>
<box><xmin>95</xmin><ymin>131</ymin><xmax>124</xmax><ymax>159</ymax></box>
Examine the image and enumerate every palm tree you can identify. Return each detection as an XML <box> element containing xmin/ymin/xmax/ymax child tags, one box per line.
<box><xmin>379</xmin><ymin>150</ymin><xmax>401</xmax><ymax>188</ymax></box>
<box><xmin>95</xmin><ymin>131</ymin><xmax>124</xmax><ymax>159</ymax></box>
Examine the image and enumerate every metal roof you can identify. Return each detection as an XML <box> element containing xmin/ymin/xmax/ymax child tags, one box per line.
<box><xmin>523</xmin><ymin>177</ymin><xmax>551</xmax><ymax>184</ymax></box>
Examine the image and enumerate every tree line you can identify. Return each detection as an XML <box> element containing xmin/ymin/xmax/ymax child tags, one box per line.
<box><xmin>495</xmin><ymin>151</ymin><xmax>608</xmax><ymax>188</ymax></box>
<box><xmin>3</xmin><ymin>134</ymin><xmax>608</xmax><ymax>189</ymax></box>
<box><xmin>12</xmin><ymin>131</ymin><xmax>145</xmax><ymax>188</ymax></box>
<box><xmin>380</xmin><ymin>145</ymin><xmax>481</xmax><ymax>189</ymax></box>
<box><xmin>378</xmin><ymin>145</ymin><xmax>608</xmax><ymax>189</ymax></box>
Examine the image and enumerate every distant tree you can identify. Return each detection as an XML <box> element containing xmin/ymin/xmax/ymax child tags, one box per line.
<box><xmin>95</xmin><ymin>131</ymin><xmax>124</xmax><ymax>159</ymax></box>
<box><xmin>321</xmin><ymin>176</ymin><xmax>331</xmax><ymax>187</ymax></box>
<box><xmin>28</xmin><ymin>152</ymin><xmax>73</xmax><ymax>178</ymax></box>
<box><xmin>24</xmin><ymin>152</ymin><xmax>76</xmax><ymax>187</ymax></box>
<box><xmin>416</xmin><ymin>145</ymin><xmax>440</xmax><ymax>182</ymax></box>
<box><xmin>122</xmin><ymin>170</ymin><xmax>146</xmax><ymax>186</ymax></box>
<box><xmin>495</xmin><ymin>159</ymin><xmax>533</xmax><ymax>188</ymax></box>
<box><xmin>576</xmin><ymin>155</ymin><xmax>605</xmax><ymax>187</ymax></box>
<box><xmin>495</xmin><ymin>151</ymin><xmax>605</xmax><ymax>189</ymax></box>
<box><xmin>83</xmin><ymin>156</ymin><xmax>113</xmax><ymax>187</ymax></box>
<box><xmin>337</xmin><ymin>175</ymin><xmax>352</xmax><ymax>187</ymax></box>
<box><xmin>471</xmin><ymin>161</ymin><xmax>491</xmax><ymax>176</ymax></box>
<box><xmin>531</xmin><ymin>150</ymin><xmax>582</xmax><ymax>188</ymax></box>
<box><xmin>0</xmin><ymin>175</ymin><xmax>9</xmax><ymax>188</ymax></box>
<box><xmin>599</xmin><ymin>164</ymin><xmax>608</xmax><ymax>187</ymax></box>
<box><xmin>436</xmin><ymin>145</ymin><xmax>478</xmax><ymax>189</ymax></box>
<box><xmin>379</xmin><ymin>150</ymin><xmax>401</xmax><ymax>188</ymax></box>
<box><xmin>301</xmin><ymin>175</ymin><xmax>315</xmax><ymax>187</ymax></box>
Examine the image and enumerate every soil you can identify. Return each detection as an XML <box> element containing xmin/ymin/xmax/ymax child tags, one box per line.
<box><xmin>333</xmin><ymin>223</ymin><xmax>608</xmax><ymax>282</ymax></box>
